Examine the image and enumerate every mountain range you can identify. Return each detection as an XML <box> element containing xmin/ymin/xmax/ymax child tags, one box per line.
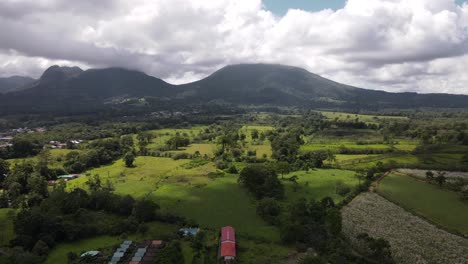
<box><xmin>1</xmin><ymin>63</ymin><xmax>467</xmax><ymax>115</ymax></box>
<box><xmin>0</xmin><ymin>76</ymin><xmax>36</xmax><ymax>94</ymax></box>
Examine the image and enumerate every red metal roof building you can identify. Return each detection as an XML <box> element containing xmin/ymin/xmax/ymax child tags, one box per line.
<box><xmin>219</xmin><ymin>226</ymin><xmax>236</xmax><ymax>263</ymax></box>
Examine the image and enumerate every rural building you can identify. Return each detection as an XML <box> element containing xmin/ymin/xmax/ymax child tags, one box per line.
<box><xmin>219</xmin><ymin>226</ymin><xmax>236</xmax><ymax>263</ymax></box>
<box><xmin>179</xmin><ymin>227</ymin><xmax>200</xmax><ymax>236</ymax></box>
<box><xmin>80</xmin><ymin>251</ymin><xmax>101</xmax><ymax>257</ymax></box>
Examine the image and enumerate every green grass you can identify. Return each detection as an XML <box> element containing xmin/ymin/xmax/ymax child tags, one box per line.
<box><xmin>0</xmin><ymin>208</ymin><xmax>15</xmax><ymax>247</ymax></box>
<box><xmin>320</xmin><ymin>111</ymin><xmax>407</xmax><ymax>125</ymax></box>
<box><xmin>67</xmin><ymin>157</ymin><xmax>214</xmax><ymax>196</ymax></box>
<box><xmin>377</xmin><ymin>172</ymin><xmax>468</xmax><ymax>236</ymax></box>
<box><xmin>236</xmin><ymin>240</ymin><xmax>292</xmax><ymax>264</ymax></box>
<box><xmin>67</xmin><ymin>157</ymin><xmax>278</xmax><ymax>241</ymax></box>
<box><xmin>46</xmin><ymin>221</ymin><xmax>178</xmax><ymax>264</ymax></box>
<box><xmin>6</xmin><ymin>149</ymin><xmax>76</xmax><ymax>169</ymax></box>
<box><xmin>283</xmin><ymin>169</ymin><xmax>360</xmax><ymax>203</ymax></box>
<box><xmin>150</xmin><ymin>174</ymin><xmax>280</xmax><ymax>242</ymax></box>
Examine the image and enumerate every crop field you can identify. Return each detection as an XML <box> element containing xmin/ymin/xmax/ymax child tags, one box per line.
<box><xmin>300</xmin><ymin>139</ymin><xmax>417</xmax><ymax>153</ymax></box>
<box><xmin>396</xmin><ymin>168</ymin><xmax>468</xmax><ymax>181</ymax></box>
<box><xmin>320</xmin><ymin>111</ymin><xmax>408</xmax><ymax>124</ymax></box>
<box><xmin>342</xmin><ymin>192</ymin><xmax>468</xmax><ymax>264</ymax></box>
<box><xmin>45</xmin><ymin>221</ymin><xmax>178</xmax><ymax>264</ymax></box>
<box><xmin>283</xmin><ymin>169</ymin><xmax>359</xmax><ymax>203</ymax></box>
<box><xmin>0</xmin><ymin>209</ymin><xmax>15</xmax><ymax>247</ymax></box>
<box><xmin>377</xmin><ymin>171</ymin><xmax>468</xmax><ymax>236</ymax></box>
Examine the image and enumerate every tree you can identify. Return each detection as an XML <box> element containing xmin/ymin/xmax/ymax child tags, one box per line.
<box><xmin>124</xmin><ymin>152</ymin><xmax>135</xmax><ymax>167</ymax></box>
<box><xmin>154</xmin><ymin>241</ymin><xmax>184</xmax><ymax>264</ymax></box>
<box><xmin>35</xmin><ymin>150</ymin><xmax>54</xmax><ymax>179</ymax></box>
<box><xmin>462</xmin><ymin>189</ymin><xmax>468</xmax><ymax>202</ymax></box>
<box><xmin>425</xmin><ymin>171</ymin><xmax>434</xmax><ymax>182</ymax></box>
<box><xmin>238</xmin><ymin>164</ymin><xmax>284</xmax><ymax>199</ymax></box>
<box><xmin>357</xmin><ymin>233</ymin><xmax>394</xmax><ymax>264</ymax></box>
<box><xmin>133</xmin><ymin>199</ymin><xmax>159</xmax><ymax>222</ymax></box>
<box><xmin>251</xmin><ymin>129</ymin><xmax>259</xmax><ymax>140</ymax></box>
<box><xmin>326</xmin><ymin>150</ymin><xmax>336</xmax><ymax>165</ymax></box>
<box><xmin>27</xmin><ymin>175</ymin><xmax>48</xmax><ymax>198</ymax></box>
<box><xmin>435</xmin><ymin>171</ymin><xmax>447</xmax><ymax>187</ymax></box>
<box><xmin>86</xmin><ymin>174</ymin><xmax>102</xmax><ymax>192</ymax></box>
<box><xmin>275</xmin><ymin>161</ymin><xmax>290</xmax><ymax>179</ymax></box>
<box><xmin>120</xmin><ymin>135</ymin><xmax>134</xmax><ymax>151</ymax></box>
<box><xmin>256</xmin><ymin>198</ymin><xmax>281</xmax><ymax>224</ymax></box>
<box><xmin>325</xmin><ymin>208</ymin><xmax>342</xmax><ymax>236</ymax></box>
<box><xmin>0</xmin><ymin>158</ymin><xmax>10</xmax><ymax>184</ymax></box>
<box><xmin>32</xmin><ymin>240</ymin><xmax>49</xmax><ymax>256</ymax></box>
<box><xmin>300</xmin><ymin>255</ymin><xmax>326</xmax><ymax>264</ymax></box>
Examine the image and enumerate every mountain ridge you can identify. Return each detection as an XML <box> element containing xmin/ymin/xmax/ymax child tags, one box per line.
<box><xmin>0</xmin><ymin>63</ymin><xmax>467</xmax><ymax>114</ymax></box>
<box><xmin>0</xmin><ymin>75</ymin><xmax>36</xmax><ymax>94</ymax></box>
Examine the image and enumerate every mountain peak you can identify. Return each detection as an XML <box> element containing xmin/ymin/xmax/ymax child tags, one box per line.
<box><xmin>40</xmin><ymin>65</ymin><xmax>84</xmax><ymax>82</ymax></box>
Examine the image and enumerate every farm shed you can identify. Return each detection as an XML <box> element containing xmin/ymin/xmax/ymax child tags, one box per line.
<box><xmin>80</xmin><ymin>251</ymin><xmax>100</xmax><ymax>257</ymax></box>
<box><xmin>219</xmin><ymin>226</ymin><xmax>236</xmax><ymax>263</ymax></box>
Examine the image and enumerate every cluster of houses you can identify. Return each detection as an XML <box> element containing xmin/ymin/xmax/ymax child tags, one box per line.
<box><xmin>0</xmin><ymin>127</ymin><xmax>48</xmax><ymax>149</ymax></box>
<box><xmin>0</xmin><ymin>135</ymin><xmax>13</xmax><ymax>149</ymax></box>
<box><xmin>47</xmin><ymin>174</ymin><xmax>83</xmax><ymax>185</ymax></box>
<box><xmin>78</xmin><ymin>226</ymin><xmax>237</xmax><ymax>264</ymax></box>
<box><xmin>47</xmin><ymin>139</ymin><xmax>82</xmax><ymax>149</ymax></box>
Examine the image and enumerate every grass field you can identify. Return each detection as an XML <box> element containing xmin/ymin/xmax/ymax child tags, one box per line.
<box><xmin>320</xmin><ymin>111</ymin><xmax>408</xmax><ymax>125</ymax></box>
<box><xmin>377</xmin><ymin>172</ymin><xmax>468</xmax><ymax>236</ymax></box>
<box><xmin>149</xmin><ymin>174</ymin><xmax>280</xmax><ymax>242</ymax></box>
<box><xmin>283</xmin><ymin>169</ymin><xmax>359</xmax><ymax>203</ymax></box>
<box><xmin>67</xmin><ymin>157</ymin><xmax>216</xmax><ymax>196</ymax></box>
<box><xmin>67</xmin><ymin>157</ymin><xmax>278</xmax><ymax>241</ymax></box>
<box><xmin>6</xmin><ymin>148</ymin><xmax>76</xmax><ymax>169</ymax></box>
<box><xmin>45</xmin><ymin>221</ymin><xmax>178</xmax><ymax>264</ymax></box>
<box><xmin>0</xmin><ymin>209</ymin><xmax>15</xmax><ymax>247</ymax></box>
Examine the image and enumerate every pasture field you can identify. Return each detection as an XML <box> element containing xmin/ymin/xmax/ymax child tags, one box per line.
<box><xmin>377</xmin><ymin>171</ymin><xmax>468</xmax><ymax>236</ymax></box>
<box><xmin>46</xmin><ymin>221</ymin><xmax>178</xmax><ymax>264</ymax></box>
<box><xmin>6</xmin><ymin>148</ymin><xmax>76</xmax><ymax>169</ymax></box>
<box><xmin>283</xmin><ymin>169</ymin><xmax>359</xmax><ymax>203</ymax></box>
<box><xmin>67</xmin><ymin>157</ymin><xmax>215</xmax><ymax>196</ymax></box>
<box><xmin>320</xmin><ymin>111</ymin><xmax>408</xmax><ymax>124</ymax></box>
<box><xmin>182</xmin><ymin>143</ymin><xmax>217</xmax><ymax>156</ymax></box>
<box><xmin>342</xmin><ymin>192</ymin><xmax>468</xmax><ymax>264</ymax></box>
<box><xmin>300</xmin><ymin>138</ymin><xmax>417</xmax><ymax>153</ymax></box>
<box><xmin>0</xmin><ymin>209</ymin><xmax>15</xmax><ymax>247</ymax></box>
<box><xmin>67</xmin><ymin>157</ymin><xmax>278</xmax><ymax>241</ymax></box>
<box><xmin>147</xmin><ymin>174</ymin><xmax>280</xmax><ymax>242</ymax></box>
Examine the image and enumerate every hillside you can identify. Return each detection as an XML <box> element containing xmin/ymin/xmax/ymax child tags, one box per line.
<box><xmin>0</xmin><ymin>76</ymin><xmax>36</xmax><ymax>94</ymax></box>
<box><xmin>0</xmin><ymin>63</ymin><xmax>468</xmax><ymax>114</ymax></box>
<box><xmin>178</xmin><ymin>64</ymin><xmax>468</xmax><ymax>109</ymax></box>
<box><xmin>0</xmin><ymin>66</ymin><xmax>175</xmax><ymax>114</ymax></box>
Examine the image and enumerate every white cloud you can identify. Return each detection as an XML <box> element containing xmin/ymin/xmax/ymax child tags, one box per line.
<box><xmin>0</xmin><ymin>0</ymin><xmax>467</xmax><ymax>94</ymax></box>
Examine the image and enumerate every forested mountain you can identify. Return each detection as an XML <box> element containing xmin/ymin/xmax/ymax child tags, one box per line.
<box><xmin>178</xmin><ymin>64</ymin><xmax>468</xmax><ymax>109</ymax></box>
<box><xmin>0</xmin><ymin>63</ymin><xmax>467</xmax><ymax>115</ymax></box>
<box><xmin>0</xmin><ymin>76</ymin><xmax>35</xmax><ymax>94</ymax></box>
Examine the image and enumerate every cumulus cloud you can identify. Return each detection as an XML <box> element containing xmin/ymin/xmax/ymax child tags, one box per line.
<box><xmin>0</xmin><ymin>0</ymin><xmax>467</xmax><ymax>94</ymax></box>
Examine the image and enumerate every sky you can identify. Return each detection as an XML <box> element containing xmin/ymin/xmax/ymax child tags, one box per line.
<box><xmin>1</xmin><ymin>0</ymin><xmax>468</xmax><ymax>94</ymax></box>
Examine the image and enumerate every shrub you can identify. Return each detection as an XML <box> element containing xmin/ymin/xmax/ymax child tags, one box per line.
<box><xmin>172</xmin><ymin>152</ymin><xmax>191</xmax><ymax>160</ymax></box>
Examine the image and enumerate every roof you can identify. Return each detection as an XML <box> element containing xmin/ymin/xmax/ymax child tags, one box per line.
<box><xmin>179</xmin><ymin>228</ymin><xmax>200</xmax><ymax>236</ymax></box>
<box><xmin>221</xmin><ymin>226</ymin><xmax>235</xmax><ymax>242</ymax></box>
<box><xmin>80</xmin><ymin>251</ymin><xmax>100</xmax><ymax>257</ymax></box>
<box><xmin>220</xmin><ymin>241</ymin><xmax>236</xmax><ymax>257</ymax></box>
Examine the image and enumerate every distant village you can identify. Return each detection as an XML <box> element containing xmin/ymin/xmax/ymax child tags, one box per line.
<box><xmin>0</xmin><ymin>127</ymin><xmax>82</xmax><ymax>150</ymax></box>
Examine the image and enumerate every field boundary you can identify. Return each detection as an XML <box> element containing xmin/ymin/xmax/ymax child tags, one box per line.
<box><xmin>375</xmin><ymin>173</ymin><xmax>468</xmax><ymax>238</ymax></box>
